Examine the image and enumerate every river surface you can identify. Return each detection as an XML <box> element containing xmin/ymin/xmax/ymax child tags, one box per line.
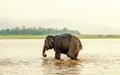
<box><xmin>0</xmin><ymin>39</ymin><xmax>120</xmax><ymax>75</ymax></box>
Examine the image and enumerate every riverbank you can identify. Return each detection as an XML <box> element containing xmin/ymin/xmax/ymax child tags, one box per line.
<box><xmin>0</xmin><ymin>35</ymin><xmax>120</xmax><ymax>39</ymax></box>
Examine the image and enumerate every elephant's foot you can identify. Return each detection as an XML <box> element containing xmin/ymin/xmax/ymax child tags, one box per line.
<box><xmin>55</xmin><ymin>58</ymin><xmax>60</xmax><ymax>60</ymax></box>
<box><xmin>55</xmin><ymin>56</ymin><xmax>60</xmax><ymax>60</ymax></box>
<box><xmin>72</xmin><ymin>58</ymin><xmax>78</xmax><ymax>60</ymax></box>
<box><xmin>70</xmin><ymin>57</ymin><xmax>78</xmax><ymax>60</ymax></box>
<box><xmin>67</xmin><ymin>54</ymin><xmax>77</xmax><ymax>60</ymax></box>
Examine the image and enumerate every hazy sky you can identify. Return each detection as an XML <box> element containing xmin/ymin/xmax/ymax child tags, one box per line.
<box><xmin>0</xmin><ymin>0</ymin><xmax>120</xmax><ymax>34</ymax></box>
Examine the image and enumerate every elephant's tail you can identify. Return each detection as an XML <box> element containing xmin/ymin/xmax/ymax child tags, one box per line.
<box><xmin>79</xmin><ymin>40</ymin><xmax>83</xmax><ymax>50</ymax></box>
<box><xmin>79</xmin><ymin>44</ymin><xmax>83</xmax><ymax>50</ymax></box>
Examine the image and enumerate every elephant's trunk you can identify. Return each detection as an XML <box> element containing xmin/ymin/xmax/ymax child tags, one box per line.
<box><xmin>42</xmin><ymin>47</ymin><xmax>47</xmax><ymax>57</ymax></box>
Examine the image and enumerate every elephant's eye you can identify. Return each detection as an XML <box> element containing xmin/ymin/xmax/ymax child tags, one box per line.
<box><xmin>48</xmin><ymin>41</ymin><xmax>51</xmax><ymax>45</ymax></box>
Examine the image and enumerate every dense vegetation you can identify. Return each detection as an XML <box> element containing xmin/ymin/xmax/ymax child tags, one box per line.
<box><xmin>0</xmin><ymin>26</ymin><xmax>120</xmax><ymax>39</ymax></box>
<box><xmin>0</xmin><ymin>26</ymin><xmax>80</xmax><ymax>35</ymax></box>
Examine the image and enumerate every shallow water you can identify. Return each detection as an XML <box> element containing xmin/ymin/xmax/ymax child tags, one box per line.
<box><xmin>0</xmin><ymin>39</ymin><xmax>120</xmax><ymax>75</ymax></box>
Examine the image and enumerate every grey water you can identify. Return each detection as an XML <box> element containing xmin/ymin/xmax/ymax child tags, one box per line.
<box><xmin>0</xmin><ymin>39</ymin><xmax>120</xmax><ymax>75</ymax></box>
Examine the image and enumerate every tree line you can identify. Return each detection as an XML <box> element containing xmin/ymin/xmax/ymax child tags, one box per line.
<box><xmin>0</xmin><ymin>26</ymin><xmax>81</xmax><ymax>35</ymax></box>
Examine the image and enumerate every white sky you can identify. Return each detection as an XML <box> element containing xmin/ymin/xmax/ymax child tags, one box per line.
<box><xmin>0</xmin><ymin>0</ymin><xmax>120</xmax><ymax>34</ymax></box>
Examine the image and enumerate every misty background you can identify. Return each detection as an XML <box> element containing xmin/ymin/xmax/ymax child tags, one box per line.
<box><xmin>0</xmin><ymin>0</ymin><xmax>120</xmax><ymax>35</ymax></box>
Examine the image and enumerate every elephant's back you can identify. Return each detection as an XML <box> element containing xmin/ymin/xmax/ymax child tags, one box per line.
<box><xmin>53</xmin><ymin>34</ymin><xmax>72</xmax><ymax>48</ymax></box>
<box><xmin>54</xmin><ymin>33</ymin><xmax>72</xmax><ymax>39</ymax></box>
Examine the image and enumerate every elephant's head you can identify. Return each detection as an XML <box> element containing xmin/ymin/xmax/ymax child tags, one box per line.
<box><xmin>42</xmin><ymin>35</ymin><xmax>54</xmax><ymax>57</ymax></box>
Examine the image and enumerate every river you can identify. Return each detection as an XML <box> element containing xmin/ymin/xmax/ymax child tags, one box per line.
<box><xmin>0</xmin><ymin>39</ymin><xmax>120</xmax><ymax>75</ymax></box>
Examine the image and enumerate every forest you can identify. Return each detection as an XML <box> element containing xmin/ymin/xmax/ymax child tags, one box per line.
<box><xmin>0</xmin><ymin>26</ymin><xmax>80</xmax><ymax>35</ymax></box>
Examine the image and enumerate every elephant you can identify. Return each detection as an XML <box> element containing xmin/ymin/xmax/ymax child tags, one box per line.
<box><xmin>42</xmin><ymin>33</ymin><xmax>82</xmax><ymax>60</ymax></box>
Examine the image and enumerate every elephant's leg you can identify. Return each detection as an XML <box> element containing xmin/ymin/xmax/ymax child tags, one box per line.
<box><xmin>74</xmin><ymin>53</ymin><xmax>79</xmax><ymax>60</ymax></box>
<box><xmin>67</xmin><ymin>49</ymin><xmax>76</xmax><ymax>60</ymax></box>
<box><xmin>55</xmin><ymin>49</ymin><xmax>61</xmax><ymax>59</ymax></box>
<box><xmin>67</xmin><ymin>49</ymin><xmax>79</xmax><ymax>60</ymax></box>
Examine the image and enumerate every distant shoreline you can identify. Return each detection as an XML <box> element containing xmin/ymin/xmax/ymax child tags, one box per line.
<box><xmin>0</xmin><ymin>35</ymin><xmax>120</xmax><ymax>39</ymax></box>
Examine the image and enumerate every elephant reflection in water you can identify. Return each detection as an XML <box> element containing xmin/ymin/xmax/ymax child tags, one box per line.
<box><xmin>42</xmin><ymin>33</ymin><xmax>83</xmax><ymax>60</ymax></box>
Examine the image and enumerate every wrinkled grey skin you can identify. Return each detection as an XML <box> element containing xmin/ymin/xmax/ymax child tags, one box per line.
<box><xmin>42</xmin><ymin>33</ymin><xmax>82</xmax><ymax>60</ymax></box>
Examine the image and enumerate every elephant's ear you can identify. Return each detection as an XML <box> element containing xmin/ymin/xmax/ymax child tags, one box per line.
<box><xmin>47</xmin><ymin>35</ymin><xmax>53</xmax><ymax>38</ymax></box>
<box><xmin>47</xmin><ymin>35</ymin><xmax>54</xmax><ymax>43</ymax></box>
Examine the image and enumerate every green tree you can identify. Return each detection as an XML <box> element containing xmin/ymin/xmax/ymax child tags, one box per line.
<box><xmin>0</xmin><ymin>26</ymin><xmax>81</xmax><ymax>35</ymax></box>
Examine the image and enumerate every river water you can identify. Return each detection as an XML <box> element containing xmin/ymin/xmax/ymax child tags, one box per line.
<box><xmin>0</xmin><ymin>39</ymin><xmax>120</xmax><ymax>75</ymax></box>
